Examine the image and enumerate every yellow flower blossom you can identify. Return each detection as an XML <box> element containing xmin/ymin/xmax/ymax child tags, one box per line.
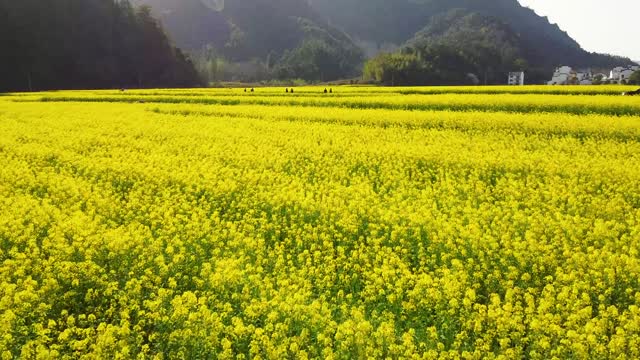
<box><xmin>0</xmin><ymin>86</ymin><xmax>639</xmax><ymax>358</ymax></box>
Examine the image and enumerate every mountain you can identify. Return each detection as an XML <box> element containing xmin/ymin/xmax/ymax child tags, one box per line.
<box><xmin>134</xmin><ymin>0</ymin><xmax>315</xmax><ymax>56</ymax></box>
<box><xmin>408</xmin><ymin>9</ymin><xmax>526</xmax><ymax>82</ymax></box>
<box><xmin>362</xmin><ymin>9</ymin><xmax>530</xmax><ymax>86</ymax></box>
<box><xmin>310</xmin><ymin>0</ymin><xmax>634</xmax><ymax>71</ymax></box>
<box><xmin>3</xmin><ymin>0</ymin><xmax>631</xmax><ymax>89</ymax></box>
<box><xmin>136</xmin><ymin>0</ymin><xmax>632</xmax><ymax>84</ymax></box>
<box><xmin>132</xmin><ymin>0</ymin><xmax>230</xmax><ymax>52</ymax></box>
<box><xmin>408</xmin><ymin>9</ymin><xmax>522</xmax><ymax>60</ymax></box>
<box><xmin>0</xmin><ymin>0</ymin><xmax>202</xmax><ymax>92</ymax></box>
<box><xmin>134</xmin><ymin>0</ymin><xmax>364</xmax><ymax>81</ymax></box>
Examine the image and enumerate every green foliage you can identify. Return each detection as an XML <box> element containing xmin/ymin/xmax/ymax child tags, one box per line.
<box><xmin>0</xmin><ymin>0</ymin><xmax>203</xmax><ymax>92</ymax></box>
<box><xmin>364</xmin><ymin>10</ymin><xmax>528</xmax><ymax>86</ymax></box>
<box><xmin>132</xmin><ymin>0</ymin><xmax>231</xmax><ymax>51</ymax></box>
<box><xmin>135</xmin><ymin>0</ymin><xmax>635</xmax><ymax>83</ymax></box>
<box><xmin>363</xmin><ymin>53</ymin><xmax>423</xmax><ymax>86</ymax></box>
<box><xmin>193</xmin><ymin>46</ymin><xmax>225</xmax><ymax>84</ymax></box>
<box><xmin>136</xmin><ymin>0</ymin><xmax>362</xmax><ymax>82</ymax></box>
<box><xmin>629</xmin><ymin>71</ymin><xmax>640</xmax><ymax>85</ymax></box>
<box><xmin>274</xmin><ymin>19</ymin><xmax>363</xmax><ymax>82</ymax></box>
<box><xmin>412</xmin><ymin>10</ymin><xmax>525</xmax><ymax>81</ymax></box>
<box><xmin>363</xmin><ymin>46</ymin><xmax>479</xmax><ymax>86</ymax></box>
<box><xmin>592</xmin><ymin>74</ymin><xmax>605</xmax><ymax>85</ymax></box>
<box><xmin>136</xmin><ymin>0</ymin><xmax>332</xmax><ymax>58</ymax></box>
<box><xmin>310</xmin><ymin>0</ymin><xmax>635</xmax><ymax>71</ymax></box>
<box><xmin>310</xmin><ymin>0</ymin><xmax>429</xmax><ymax>44</ymax></box>
<box><xmin>221</xmin><ymin>0</ymin><xmax>316</xmax><ymax>60</ymax></box>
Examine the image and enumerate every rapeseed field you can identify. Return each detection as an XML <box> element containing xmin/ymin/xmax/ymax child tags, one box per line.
<box><xmin>1</xmin><ymin>86</ymin><xmax>640</xmax><ymax>359</ymax></box>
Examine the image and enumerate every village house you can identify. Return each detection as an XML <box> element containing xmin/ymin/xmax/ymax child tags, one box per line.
<box><xmin>547</xmin><ymin>66</ymin><xmax>573</xmax><ymax>85</ymax></box>
<box><xmin>610</xmin><ymin>65</ymin><xmax>639</xmax><ymax>83</ymax></box>
<box><xmin>507</xmin><ymin>72</ymin><xmax>525</xmax><ymax>86</ymax></box>
<box><xmin>548</xmin><ymin>65</ymin><xmax>638</xmax><ymax>85</ymax></box>
<box><xmin>547</xmin><ymin>66</ymin><xmax>593</xmax><ymax>85</ymax></box>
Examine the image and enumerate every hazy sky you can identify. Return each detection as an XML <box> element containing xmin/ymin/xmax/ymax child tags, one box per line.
<box><xmin>518</xmin><ymin>0</ymin><xmax>640</xmax><ymax>61</ymax></box>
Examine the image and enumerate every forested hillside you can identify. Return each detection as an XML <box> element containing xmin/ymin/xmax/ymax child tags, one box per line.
<box><xmin>1</xmin><ymin>0</ymin><xmax>634</xmax><ymax>89</ymax></box>
<box><xmin>0</xmin><ymin>0</ymin><xmax>202</xmax><ymax>92</ymax></box>
<box><xmin>134</xmin><ymin>0</ymin><xmax>633</xmax><ymax>85</ymax></box>
<box><xmin>131</xmin><ymin>0</ymin><xmax>230</xmax><ymax>51</ymax></box>
<box><xmin>311</xmin><ymin>0</ymin><xmax>633</xmax><ymax>72</ymax></box>
<box><xmin>134</xmin><ymin>0</ymin><xmax>364</xmax><ymax>82</ymax></box>
<box><xmin>363</xmin><ymin>10</ymin><xmax>528</xmax><ymax>86</ymax></box>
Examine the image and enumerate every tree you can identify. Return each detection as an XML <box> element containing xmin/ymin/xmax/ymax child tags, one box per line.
<box><xmin>363</xmin><ymin>52</ymin><xmax>424</xmax><ymax>86</ymax></box>
<box><xmin>395</xmin><ymin>10</ymin><xmax>529</xmax><ymax>85</ymax></box>
<box><xmin>274</xmin><ymin>29</ymin><xmax>362</xmax><ymax>82</ymax></box>
<box><xmin>592</xmin><ymin>74</ymin><xmax>604</xmax><ymax>85</ymax></box>
<box><xmin>363</xmin><ymin>44</ymin><xmax>476</xmax><ymax>86</ymax></box>
<box><xmin>0</xmin><ymin>0</ymin><xmax>202</xmax><ymax>92</ymax></box>
<box><xmin>629</xmin><ymin>71</ymin><xmax>640</xmax><ymax>85</ymax></box>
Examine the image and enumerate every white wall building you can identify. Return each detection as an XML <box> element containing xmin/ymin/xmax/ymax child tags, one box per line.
<box><xmin>610</xmin><ymin>65</ymin><xmax>639</xmax><ymax>83</ymax></box>
<box><xmin>576</xmin><ymin>70</ymin><xmax>592</xmax><ymax>81</ymax></box>
<box><xmin>547</xmin><ymin>66</ymin><xmax>573</xmax><ymax>85</ymax></box>
<box><xmin>508</xmin><ymin>72</ymin><xmax>525</xmax><ymax>85</ymax></box>
<box><xmin>547</xmin><ymin>65</ymin><xmax>638</xmax><ymax>85</ymax></box>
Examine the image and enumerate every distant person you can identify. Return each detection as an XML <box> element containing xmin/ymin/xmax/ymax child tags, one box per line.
<box><xmin>286</xmin><ymin>88</ymin><xmax>289</xmax><ymax>93</ymax></box>
<box><xmin>244</xmin><ymin>88</ymin><xmax>247</xmax><ymax>93</ymax></box>
<box><xmin>291</xmin><ymin>88</ymin><xmax>294</xmax><ymax>94</ymax></box>
<box><xmin>330</xmin><ymin>88</ymin><xmax>333</xmax><ymax>93</ymax></box>
<box><xmin>251</xmin><ymin>88</ymin><xmax>255</xmax><ymax>93</ymax></box>
<box><xmin>324</xmin><ymin>88</ymin><xmax>328</xmax><ymax>94</ymax></box>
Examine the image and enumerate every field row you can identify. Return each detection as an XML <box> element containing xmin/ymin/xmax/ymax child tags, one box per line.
<box><xmin>18</xmin><ymin>91</ymin><xmax>640</xmax><ymax>116</ymax></box>
<box><xmin>8</xmin><ymin>85</ymin><xmax>638</xmax><ymax>96</ymax></box>
<box><xmin>147</xmin><ymin>103</ymin><xmax>640</xmax><ymax>141</ymax></box>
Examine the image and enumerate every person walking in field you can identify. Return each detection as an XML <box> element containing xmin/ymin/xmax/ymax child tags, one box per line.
<box><xmin>324</xmin><ymin>88</ymin><xmax>328</xmax><ymax>94</ymax></box>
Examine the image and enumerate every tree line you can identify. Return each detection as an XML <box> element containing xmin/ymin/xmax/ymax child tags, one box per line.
<box><xmin>0</xmin><ymin>0</ymin><xmax>202</xmax><ymax>92</ymax></box>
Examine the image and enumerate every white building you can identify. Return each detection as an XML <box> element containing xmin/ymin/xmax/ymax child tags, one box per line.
<box><xmin>547</xmin><ymin>66</ymin><xmax>573</xmax><ymax>85</ymax></box>
<box><xmin>610</xmin><ymin>66</ymin><xmax>639</xmax><ymax>83</ymax></box>
<box><xmin>546</xmin><ymin>65</ymin><xmax>635</xmax><ymax>85</ymax></box>
<box><xmin>576</xmin><ymin>70</ymin><xmax>592</xmax><ymax>81</ymax></box>
<box><xmin>508</xmin><ymin>72</ymin><xmax>525</xmax><ymax>85</ymax></box>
